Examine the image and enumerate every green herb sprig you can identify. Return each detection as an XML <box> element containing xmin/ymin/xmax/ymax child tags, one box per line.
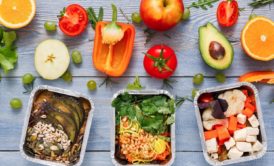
<box><xmin>127</xmin><ymin>76</ymin><xmax>144</xmax><ymax>90</ymax></box>
<box><xmin>119</xmin><ymin>8</ymin><xmax>132</xmax><ymax>23</ymax></box>
<box><xmin>249</xmin><ymin>0</ymin><xmax>274</xmax><ymax>8</ymax></box>
<box><xmin>87</xmin><ymin>7</ymin><xmax>104</xmax><ymax>30</ymax></box>
<box><xmin>189</xmin><ymin>0</ymin><xmax>219</xmax><ymax>10</ymax></box>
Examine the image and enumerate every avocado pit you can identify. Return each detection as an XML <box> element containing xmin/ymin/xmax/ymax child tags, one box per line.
<box><xmin>209</xmin><ymin>41</ymin><xmax>226</xmax><ymax>60</ymax></box>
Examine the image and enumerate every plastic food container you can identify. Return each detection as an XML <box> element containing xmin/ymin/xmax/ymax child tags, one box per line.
<box><xmin>194</xmin><ymin>82</ymin><xmax>267</xmax><ymax>166</ymax></box>
<box><xmin>19</xmin><ymin>85</ymin><xmax>95</xmax><ymax>166</ymax></box>
<box><xmin>111</xmin><ymin>89</ymin><xmax>176</xmax><ymax>166</ymax></box>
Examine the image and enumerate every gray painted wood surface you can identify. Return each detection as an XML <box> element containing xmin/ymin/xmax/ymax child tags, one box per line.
<box><xmin>0</xmin><ymin>0</ymin><xmax>273</xmax><ymax>165</ymax></box>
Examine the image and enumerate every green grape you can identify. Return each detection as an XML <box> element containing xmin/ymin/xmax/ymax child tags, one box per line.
<box><xmin>44</xmin><ymin>21</ymin><xmax>57</xmax><ymax>31</ymax></box>
<box><xmin>192</xmin><ymin>88</ymin><xmax>198</xmax><ymax>99</ymax></box>
<box><xmin>182</xmin><ymin>8</ymin><xmax>191</xmax><ymax>20</ymax></box>
<box><xmin>193</xmin><ymin>73</ymin><xmax>204</xmax><ymax>85</ymax></box>
<box><xmin>131</xmin><ymin>12</ymin><xmax>142</xmax><ymax>24</ymax></box>
<box><xmin>10</xmin><ymin>98</ymin><xmax>22</xmax><ymax>109</ymax></box>
<box><xmin>215</xmin><ymin>73</ymin><xmax>226</xmax><ymax>83</ymax></box>
<box><xmin>62</xmin><ymin>71</ymin><xmax>72</xmax><ymax>82</ymax></box>
<box><xmin>87</xmin><ymin>80</ymin><xmax>97</xmax><ymax>91</ymax></box>
<box><xmin>22</xmin><ymin>73</ymin><xmax>35</xmax><ymax>84</ymax></box>
<box><xmin>71</xmin><ymin>50</ymin><xmax>82</xmax><ymax>64</ymax></box>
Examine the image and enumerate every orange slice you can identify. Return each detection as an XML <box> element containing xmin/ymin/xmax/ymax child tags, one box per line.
<box><xmin>241</xmin><ymin>16</ymin><xmax>274</xmax><ymax>61</ymax></box>
<box><xmin>0</xmin><ymin>0</ymin><xmax>36</xmax><ymax>29</ymax></box>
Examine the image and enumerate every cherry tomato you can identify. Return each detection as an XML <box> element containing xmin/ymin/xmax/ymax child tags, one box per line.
<box><xmin>217</xmin><ymin>0</ymin><xmax>239</xmax><ymax>27</ymax></box>
<box><xmin>143</xmin><ymin>45</ymin><xmax>177</xmax><ymax>79</ymax></box>
<box><xmin>58</xmin><ymin>4</ymin><xmax>88</xmax><ymax>36</ymax></box>
<box><xmin>198</xmin><ymin>93</ymin><xmax>214</xmax><ymax>103</ymax></box>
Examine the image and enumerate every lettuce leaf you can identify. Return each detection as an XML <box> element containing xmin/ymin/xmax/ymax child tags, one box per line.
<box><xmin>0</xmin><ymin>28</ymin><xmax>17</xmax><ymax>74</ymax></box>
<box><xmin>112</xmin><ymin>93</ymin><xmax>175</xmax><ymax>135</ymax></box>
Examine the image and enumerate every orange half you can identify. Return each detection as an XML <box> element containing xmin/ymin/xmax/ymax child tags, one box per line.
<box><xmin>0</xmin><ymin>0</ymin><xmax>36</xmax><ymax>29</ymax></box>
<box><xmin>241</xmin><ymin>16</ymin><xmax>274</xmax><ymax>61</ymax></box>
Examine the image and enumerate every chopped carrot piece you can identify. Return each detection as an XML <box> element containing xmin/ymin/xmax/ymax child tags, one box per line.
<box><xmin>242</xmin><ymin>107</ymin><xmax>255</xmax><ymax>117</ymax></box>
<box><xmin>204</xmin><ymin>130</ymin><xmax>218</xmax><ymax>140</ymax></box>
<box><xmin>228</xmin><ymin>116</ymin><xmax>237</xmax><ymax>134</ymax></box>
<box><xmin>245</xmin><ymin>102</ymin><xmax>256</xmax><ymax>112</ymax></box>
<box><xmin>213</xmin><ymin>124</ymin><xmax>223</xmax><ymax>130</ymax></box>
<box><xmin>237</xmin><ymin>123</ymin><xmax>246</xmax><ymax>129</ymax></box>
<box><xmin>216</xmin><ymin>126</ymin><xmax>230</xmax><ymax>142</ymax></box>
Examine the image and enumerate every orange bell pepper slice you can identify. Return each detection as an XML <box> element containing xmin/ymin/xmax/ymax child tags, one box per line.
<box><xmin>239</xmin><ymin>71</ymin><xmax>274</xmax><ymax>84</ymax></box>
<box><xmin>92</xmin><ymin>21</ymin><xmax>135</xmax><ymax>77</ymax></box>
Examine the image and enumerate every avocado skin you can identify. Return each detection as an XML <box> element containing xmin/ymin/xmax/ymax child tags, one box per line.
<box><xmin>199</xmin><ymin>23</ymin><xmax>234</xmax><ymax>70</ymax></box>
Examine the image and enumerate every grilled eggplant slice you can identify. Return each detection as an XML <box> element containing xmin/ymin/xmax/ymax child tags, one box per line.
<box><xmin>47</xmin><ymin>111</ymin><xmax>77</xmax><ymax>142</ymax></box>
<box><xmin>63</xmin><ymin>97</ymin><xmax>85</xmax><ymax>125</ymax></box>
<box><xmin>33</xmin><ymin>91</ymin><xmax>54</xmax><ymax>110</ymax></box>
<box><xmin>51</xmin><ymin>99</ymin><xmax>81</xmax><ymax>131</ymax></box>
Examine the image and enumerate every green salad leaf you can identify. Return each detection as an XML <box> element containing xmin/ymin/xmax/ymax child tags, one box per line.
<box><xmin>0</xmin><ymin>28</ymin><xmax>18</xmax><ymax>74</ymax></box>
<box><xmin>112</xmin><ymin>92</ymin><xmax>175</xmax><ymax>135</ymax></box>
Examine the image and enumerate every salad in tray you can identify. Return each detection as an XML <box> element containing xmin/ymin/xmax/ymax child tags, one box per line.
<box><xmin>112</xmin><ymin>92</ymin><xmax>175</xmax><ymax>164</ymax></box>
<box><xmin>196</xmin><ymin>84</ymin><xmax>266</xmax><ymax>163</ymax></box>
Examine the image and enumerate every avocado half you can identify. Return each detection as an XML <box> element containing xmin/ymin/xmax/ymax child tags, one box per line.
<box><xmin>199</xmin><ymin>23</ymin><xmax>234</xmax><ymax>70</ymax></box>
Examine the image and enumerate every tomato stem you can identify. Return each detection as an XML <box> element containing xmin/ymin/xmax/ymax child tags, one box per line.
<box><xmin>144</xmin><ymin>47</ymin><xmax>173</xmax><ymax>73</ymax></box>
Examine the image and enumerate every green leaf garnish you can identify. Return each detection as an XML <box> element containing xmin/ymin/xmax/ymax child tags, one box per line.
<box><xmin>112</xmin><ymin>93</ymin><xmax>175</xmax><ymax>135</ymax></box>
<box><xmin>0</xmin><ymin>28</ymin><xmax>18</xmax><ymax>74</ymax></box>
<box><xmin>188</xmin><ymin>0</ymin><xmax>219</xmax><ymax>10</ymax></box>
<box><xmin>127</xmin><ymin>76</ymin><xmax>144</xmax><ymax>90</ymax></box>
<box><xmin>249</xmin><ymin>0</ymin><xmax>274</xmax><ymax>8</ymax></box>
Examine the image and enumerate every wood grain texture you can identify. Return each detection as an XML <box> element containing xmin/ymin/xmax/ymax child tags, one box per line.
<box><xmin>2</xmin><ymin>0</ymin><xmax>273</xmax><ymax>77</ymax></box>
<box><xmin>0</xmin><ymin>0</ymin><xmax>274</xmax><ymax>165</ymax></box>
<box><xmin>1</xmin><ymin>151</ymin><xmax>274</xmax><ymax>166</ymax></box>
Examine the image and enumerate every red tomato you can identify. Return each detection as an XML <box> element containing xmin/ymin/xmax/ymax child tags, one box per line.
<box><xmin>217</xmin><ymin>0</ymin><xmax>239</xmax><ymax>27</ymax></box>
<box><xmin>143</xmin><ymin>45</ymin><xmax>177</xmax><ymax>79</ymax></box>
<box><xmin>199</xmin><ymin>93</ymin><xmax>214</xmax><ymax>103</ymax></box>
<box><xmin>59</xmin><ymin>4</ymin><xmax>88</xmax><ymax>36</ymax></box>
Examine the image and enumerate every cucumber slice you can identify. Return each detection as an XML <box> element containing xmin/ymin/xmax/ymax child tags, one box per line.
<box><xmin>35</xmin><ymin>39</ymin><xmax>70</xmax><ymax>80</ymax></box>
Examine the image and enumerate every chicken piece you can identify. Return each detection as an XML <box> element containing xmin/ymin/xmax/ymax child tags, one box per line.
<box><xmin>227</xmin><ymin>147</ymin><xmax>243</xmax><ymax>159</ymax></box>
<box><xmin>248</xmin><ymin>115</ymin><xmax>260</xmax><ymax>128</ymax></box>
<box><xmin>246</xmin><ymin>127</ymin><xmax>259</xmax><ymax>136</ymax></box>
<box><xmin>234</xmin><ymin>128</ymin><xmax>247</xmax><ymax>141</ymax></box>
<box><xmin>246</xmin><ymin>135</ymin><xmax>257</xmax><ymax>143</ymax></box>
<box><xmin>252</xmin><ymin>141</ymin><xmax>263</xmax><ymax>152</ymax></box>
<box><xmin>236</xmin><ymin>142</ymin><xmax>252</xmax><ymax>152</ymax></box>
<box><xmin>206</xmin><ymin>138</ymin><xmax>218</xmax><ymax>154</ymax></box>
<box><xmin>224</xmin><ymin>137</ymin><xmax>236</xmax><ymax>150</ymax></box>
<box><xmin>237</xmin><ymin>113</ymin><xmax>247</xmax><ymax>125</ymax></box>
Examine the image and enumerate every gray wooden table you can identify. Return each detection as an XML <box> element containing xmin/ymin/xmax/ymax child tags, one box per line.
<box><xmin>0</xmin><ymin>0</ymin><xmax>273</xmax><ymax>165</ymax></box>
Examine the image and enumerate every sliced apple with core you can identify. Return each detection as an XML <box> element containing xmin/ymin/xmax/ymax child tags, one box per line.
<box><xmin>35</xmin><ymin>39</ymin><xmax>70</xmax><ymax>80</ymax></box>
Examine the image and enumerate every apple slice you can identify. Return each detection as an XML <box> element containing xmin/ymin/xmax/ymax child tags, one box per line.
<box><xmin>35</xmin><ymin>39</ymin><xmax>70</xmax><ymax>80</ymax></box>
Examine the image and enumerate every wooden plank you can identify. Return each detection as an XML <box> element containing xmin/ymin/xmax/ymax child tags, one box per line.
<box><xmin>0</xmin><ymin>77</ymin><xmax>273</xmax><ymax>151</ymax></box>
<box><xmin>3</xmin><ymin>0</ymin><xmax>273</xmax><ymax>77</ymax></box>
<box><xmin>0</xmin><ymin>151</ymin><xmax>274</xmax><ymax>166</ymax></box>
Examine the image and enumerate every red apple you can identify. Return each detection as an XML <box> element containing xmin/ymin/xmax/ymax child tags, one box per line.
<box><xmin>140</xmin><ymin>0</ymin><xmax>184</xmax><ymax>31</ymax></box>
